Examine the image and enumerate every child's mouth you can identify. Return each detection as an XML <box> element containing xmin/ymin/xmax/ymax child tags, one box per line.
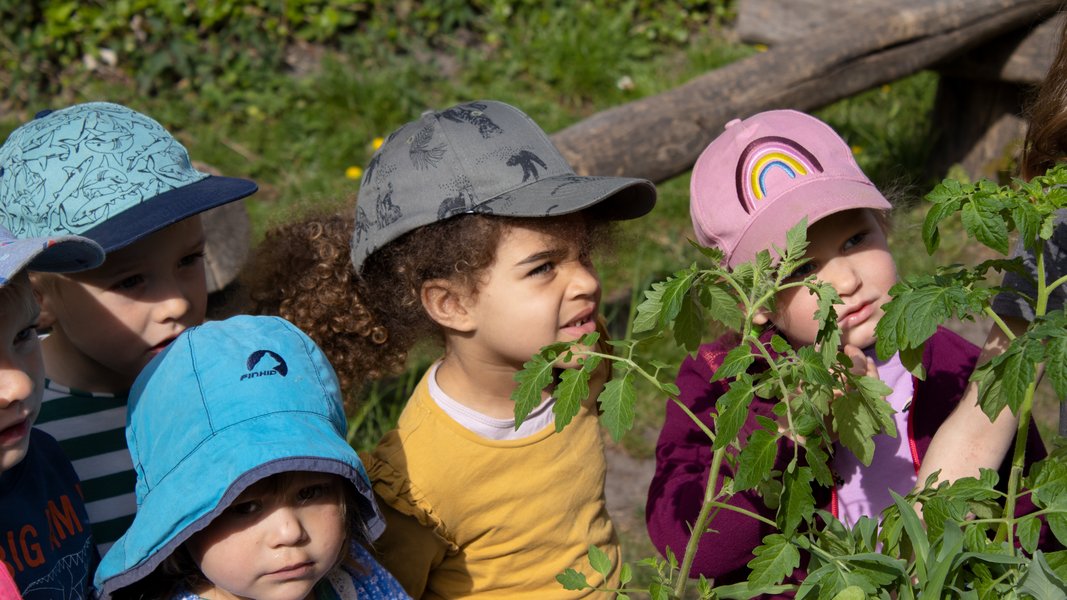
<box><xmin>838</xmin><ymin>301</ymin><xmax>874</xmax><ymax>329</ymax></box>
<box><xmin>0</xmin><ymin>418</ymin><xmax>30</xmax><ymax>446</ymax></box>
<box><xmin>561</xmin><ymin>312</ymin><xmax>597</xmax><ymax>335</ymax></box>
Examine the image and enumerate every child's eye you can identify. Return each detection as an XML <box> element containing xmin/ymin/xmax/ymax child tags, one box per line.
<box><xmin>298</xmin><ymin>484</ymin><xmax>328</xmax><ymax>503</ymax></box>
<box><xmin>179</xmin><ymin>251</ymin><xmax>206</xmax><ymax>268</ymax></box>
<box><xmin>527</xmin><ymin>262</ymin><xmax>555</xmax><ymax>277</ymax></box>
<box><xmin>842</xmin><ymin>231</ymin><xmax>867</xmax><ymax>251</ymax></box>
<box><xmin>227</xmin><ymin>500</ymin><xmax>262</xmax><ymax>516</ymax></box>
<box><xmin>14</xmin><ymin>325</ymin><xmax>38</xmax><ymax>345</ymax></box>
<box><xmin>111</xmin><ymin>274</ymin><xmax>144</xmax><ymax>291</ymax></box>
<box><xmin>783</xmin><ymin>261</ymin><xmax>817</xmax><ymax>282</ymax></box>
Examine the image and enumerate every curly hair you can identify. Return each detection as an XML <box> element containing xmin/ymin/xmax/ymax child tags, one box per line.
<box><xmin>1022</xmin><ymin>16</ymin><xmax>1067</xmax><ymax>180</ymax></box>
<box><xmin>243</xmin><ymin>206</ymin><xmax>605</xmax><ymax>407</ymax></box>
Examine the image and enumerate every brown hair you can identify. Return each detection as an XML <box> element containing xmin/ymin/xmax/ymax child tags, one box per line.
<box><xmin>1021</xmin><ymin>16</ymin><xmax>1067</xmax><ymax>180</ymax></box>
<box><xmin>243</xmin><ymin>207</ymin><xmax>603</xmax><ymax>407</ymax></box>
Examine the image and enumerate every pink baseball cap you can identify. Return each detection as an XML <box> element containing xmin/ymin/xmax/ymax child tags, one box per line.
<box><xmin>690</xmin><ymin>110</ymin><xmax>891</xmax><ymax>267</ymax></box>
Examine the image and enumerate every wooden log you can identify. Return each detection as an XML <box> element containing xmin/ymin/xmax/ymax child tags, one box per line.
<box><xmin>549</xmin><ymin>0</ymin><xmax>1060</xmax><ymax>183</ymax></box>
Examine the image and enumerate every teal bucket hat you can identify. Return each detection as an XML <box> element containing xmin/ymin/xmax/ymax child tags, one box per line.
<box><xmin>94</xmin><ymin>315</ymin><xmax>383</xmax><ymax>598</ymax></box>
<box><xmin>0</xmin><ymin>102</ymin><xmax>257</xmax><ymax>252</ymax></box>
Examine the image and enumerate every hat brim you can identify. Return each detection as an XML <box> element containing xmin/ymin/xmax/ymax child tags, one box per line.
<box><xmin>730</xmin><ymin>178</ymin><xmax>892</xmax><ymax>267</ymax></box>
<box><xmin>95</xmin><ymin>411</ymin><xmax>383</xmax><ymax>598</ymax></box>
<box><xmin>0</xmin><ymin>235</ymin><xmax>104</xmax><ymax>283</ymax></box>
<box><xmin>473</xmin><ymin>174</ymin><xmax>656</xmax><ymax>221</ymax></box>
<box><xmin>82</xmin><ymin>175</ymin><xmax>258</xmax><ymax>253</ymax></box>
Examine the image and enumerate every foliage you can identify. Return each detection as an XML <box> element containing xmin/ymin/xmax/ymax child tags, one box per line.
<box><xmin>514</xmin><ymin>166</ymin><xmax>1067</xmax><ymax>597</ymax></box>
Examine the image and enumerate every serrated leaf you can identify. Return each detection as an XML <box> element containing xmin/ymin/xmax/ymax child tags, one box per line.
<box><xmin>701</xmin><ymin>281</ymin><xmax>745</xmax><ymax>332</ymax></box>
<box><xmin>1046</xmin><ymin>334</ymin><xmax>1067</xmax><ymax>399</ymax></box>
<box><xmin>747</xmin><ymin>533</ymin><xmax>800</xmax><ymax>589</ymax></box>
<box><xmin>555</xmin><ymin>568</ymin><xmax>588</xmax><ymax>590</ymax></box>
<box><xmin>512</xmin><ymin>352</ymin><xmax>557</xmax><ymax>425</ymax></box>
<box><xmin>962</xmin><ymin>199</ymin><xmax>1010</xmax><ymax>255</ymax></box>
<box><xmin>922</xmin><ymin>192</ymin><xmax>961</xmax><ymax>253</ymax></box>
<box><xmin>672</xmin><ymin>287</ymin><xmax>704</xmax><ymax>352</ymax></box>
<box><xmin>632</xmin><ymin>282</ymin><xmax>665</xmax><ymax>334</ymax></box>
<box><xmin>587</xmin><ymin>544</ymin><xmax>612</xmax><ymax>576</ymax></box>
<box><xmin>714</xmin><ymin>376</ymin><xmax>755</xmax><ymax>450</ymax></box>
<box><xmin>659</xmin><ymin>266</ymin><xmax>699</xmax><ymax>326</ymax></box>
<box><xmin>553</xmin><ymin>367</ymin><xmax>589</xmax><ymax>431</ymax></box>
<box><xmin>831</xmin><ymin>586</ymin><xmax>865</xmax><ymax>600</ymax></box>
<box><xmin>1018</xmin><ymin>551</ymin><xmax>1067</xmax><ymax>599</ymax></box>
<box><xmin>832</xmin><ymin>385</ymin><xmax>895</xmax><ymax>466</ymax></box>
<box><xmin>619</xmin><ymin>562</ymin><xmax>632</xmax><ymax>585</ymax></box>
<box><xmin>712</xmin><ymin>345</ymin><xmax>755</xmax><ymax>382</ymax></box>
<box><xmin>735</xmin><ymin>428</ymin><xmax>779</xmax><ymax>491</ymax></box>
<box><xmin>1018</xmin><ymin>516</ymin><xmax>1042</xmax><ymax>555</ymax></box>
<box><xmin>1049</xmin><ymin>514</ymin><xmax>1067</xmax><ymax>549</ymax></box>
<box><xmin>779</xmin><ymin>466</ymin><xmax>815</xmax><ymax>536</ymax></box>
<box><xmin>599</xmin><ymin>372</ymin><xmax>636</xmax><ymax>441</ymax></box>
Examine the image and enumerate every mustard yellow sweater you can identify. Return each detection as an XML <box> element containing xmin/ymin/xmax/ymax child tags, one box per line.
<box><xmin>363</xmin><ymin>368</ymin><xmax>620</xmax><ymax>599</ymax></box>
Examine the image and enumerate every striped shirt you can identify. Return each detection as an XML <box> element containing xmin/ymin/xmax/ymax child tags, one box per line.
<box><xmin>35</xmin><ymin>380</ymin><xmax>135</xmax><ymax>556</ymax></box>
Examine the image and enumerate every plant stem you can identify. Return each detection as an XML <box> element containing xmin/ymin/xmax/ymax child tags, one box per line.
<box><xmin>673</xmin><ymin>445</ymin><xmax>728</xmax><ymax>598</ymax></box>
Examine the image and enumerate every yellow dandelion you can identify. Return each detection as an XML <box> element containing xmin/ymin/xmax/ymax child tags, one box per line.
<box><xmin>881</xmin><ymin>84</ymin><xmax>891</xmax><ymax>94</ymax></box>
<box><xmin>345</xmin><ymin>166</ymin><xmax>363</xmax><ymax>180</ymax></box>
<box><xmin>372</xmin><ymin>137</ymin><xmax>384</xmax><ymax>150</ymax></box>
<box><xmin>754</xmin><ymin>44</ymin><xmax>768</xmax><ymax>52</ymax></box>
<box><xmin>851</xmin><ymin>145</ymin><xmax>863</xmax><ymax>155</ymax></box>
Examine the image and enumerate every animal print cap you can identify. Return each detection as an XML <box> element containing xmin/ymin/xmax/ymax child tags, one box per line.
<box><xmin>350</xmin><ymin>100</ymin><xmax>657</xmax><ymax>272</ymax></box>
<box><xmin>0</xmin><ymin>102</ymin><xmax>258</xmax><ymax>252</ymax></box>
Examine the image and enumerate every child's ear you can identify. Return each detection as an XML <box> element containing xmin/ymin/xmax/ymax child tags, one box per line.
<box><xmin>421</xmin><ymin>279</ymin><xmax>476</xmax><ymax>333</ymax></box>
<box><xmin>28</xmin><ymin>273</ymin><xmax>58</xmax><ymax>329</ymax></box>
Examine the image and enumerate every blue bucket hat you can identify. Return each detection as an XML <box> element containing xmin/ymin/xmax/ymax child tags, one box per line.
<box><xmin>0</xmin><ymin>223</ymin><xmax>103</xmax><ymax>285</ymax></box>
<box><xmin>94</xmin><ymin>315</ymin><xmax>384</xmax><ymax>598</ymax></box>
<box><xmin>0</xmin><ymin>102</ymin><xmax>258</xmax><ymax>252</ymax></box>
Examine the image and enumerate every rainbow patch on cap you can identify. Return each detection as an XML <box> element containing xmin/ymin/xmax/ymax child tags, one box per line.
<box><xmin>735</xmin><ymin>136</ymin><xmax>823</xmax><ymax>214</ymax></box>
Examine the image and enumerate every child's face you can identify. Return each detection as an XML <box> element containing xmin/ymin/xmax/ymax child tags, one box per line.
<box><xmin>0</xmin><ymin>275</ymin><xmax>45</xmax><ymax>472</ymax></box>
<box><xmin>761</xmin><ymin>209</ymin><xmax>897</xmax><ymax>349</ymax></box>
<box><xmin>461</xmin><ymin>217</ymin><xmax>601</xmax><ymax>370</ymax></box>
<box><xmin>187</xmin><ymin>472</ymin><xmax>347</xmax><ymax>600</ymax></box>
<box><xmin>35</xmin><ymin>216</ymin><xmax>207</xmax><ymax>392</ymax></box>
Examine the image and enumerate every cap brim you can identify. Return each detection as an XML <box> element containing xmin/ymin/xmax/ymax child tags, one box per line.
<box><xmin>730</xmin><ymin>178</ymin><xmax>892</xmax><ymax>267</ymax></box>
<box><xmin>81</xmin><ymin>175</ymin><xmax>258</xmax><ymax>253</ymax></box>
<box><xmin>0</xmin><ymin>235</ymin><xmax>105</xmax><ymax>284</ymax></box>
<box><xmin>95</xmin><ymin>412</ymin><xmax>383</xmax><ymax>598</ymax></box>
<box><xmin>474</xmin><ymin>174</ymin><xmax>656</xmax><ymax>221</ymax></box>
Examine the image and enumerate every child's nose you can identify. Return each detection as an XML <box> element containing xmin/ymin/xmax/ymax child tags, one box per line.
<box><xmin>153</xmin><ymin>278</ymin><xmax>194</xmax><ymax>323</ymax></box>
<box><xmin>266</xmin><ymin>506</ymin><xmax>309</xmax><ymax>547</ymax></box>
<box><xmin>0</xmin><ymin>364</ymin><xmax>34</xmax><ymax>408</ymax></box>
<box><xmin>822</xmin><ymin>258</ymin><xmax>860</xmax><ymax>296</ymax></box>
<box><xmin>568</xmin><ymin>262</ymin><xmax>600</xmax><ymax>298</ymax></box>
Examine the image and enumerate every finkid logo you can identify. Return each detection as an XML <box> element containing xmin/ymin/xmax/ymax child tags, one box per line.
<box><xmin>240</xmin><ymin>350</ymin><xmax>289</xmax><ymax>381</ymax></box>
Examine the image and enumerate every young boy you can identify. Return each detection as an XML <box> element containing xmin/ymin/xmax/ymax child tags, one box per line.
<box><xmin>645</xmin><ymin>110</ymin><xmax>1047</xmax><ymax>589</ymax></box>
<box><xmin>0</xmin><ymin>224</ymin><xmax>104</xmax><ymax>598</ymax></box>
<box><xmin>0</xmin><ymin>102</ymin><xmax>258</xmax><ymax>554</ymax></box>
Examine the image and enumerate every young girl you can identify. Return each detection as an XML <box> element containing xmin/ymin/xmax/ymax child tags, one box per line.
<box><xmin>918</xmin><ymin>16</ymin><xmax>1067</xmax><ymax>486</ymax></box>
<box><xmin>247</xmin><ymin>100</ymin><xmax>656</xmax><ymax>598</ymax></box>
<box><xmin>644</xmin><ymin>110</ymin><xmax>1048</xmax><ymax>589</ymax></box>
<box><xmin>91</xmin><ymin>315</ymin><xmax>409</xmax><ymax>599</ymax></box>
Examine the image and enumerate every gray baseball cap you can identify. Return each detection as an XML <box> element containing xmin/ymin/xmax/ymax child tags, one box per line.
<box><xmin>350</xmin><ymin>100</ymin><xmax>657</xmax><ymax>272</ymax></box>
<box><xmin>0</xmin><ymin>224</ymin><xmax>104</xmax><ymax>286</ymax></box>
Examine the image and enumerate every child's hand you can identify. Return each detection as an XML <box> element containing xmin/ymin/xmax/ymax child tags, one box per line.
<box><xmin>842</xmin><ymin>344</ymin><xmax>877</xmax><ymax>382</ymax></box>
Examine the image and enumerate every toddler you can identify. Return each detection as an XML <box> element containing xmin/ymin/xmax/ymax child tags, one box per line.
<box><xmin>248</xmin><ymin>100</ymin><xmax>656</xmax><ymax>598</ymax></box>
<box><xmin>644</xmin><ymin>110</ymin><xmax>1047</xmax><ymax>588</ymax></box>
<box><xmin>92</xmin><ymin>315</ymin><xmax>408</xmax><ymax>599</ymax></box>
<box><xmin>0</xmin><ymin>224</ymin><xmax>104</xmax><ymax>598</ymax></box>
<box><xmin>0</xmin><ymin>102</ymin><xmax>257</xmax><ymax>553</ymax></box>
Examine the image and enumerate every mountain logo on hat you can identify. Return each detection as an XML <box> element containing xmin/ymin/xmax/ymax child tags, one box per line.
<box><xmin>240</xmin><ymin>350</ymin><xmax>288</xmax><ymax>381</ymax></box>
<box><xmin>736</xmin><ymin>136</ymin><xmax>823</xmax><ymax>214</ymax></box>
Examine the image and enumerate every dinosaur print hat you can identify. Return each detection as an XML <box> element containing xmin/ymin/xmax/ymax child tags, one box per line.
<box><xmin>0</xmin><ymin>102</ymin><xmax>258</xmax><ymax>252</ymax></box>
<box><xmin>350</xmin><ymin>100</ymin><xmax>657</xmax><ymax>272</ymax></box>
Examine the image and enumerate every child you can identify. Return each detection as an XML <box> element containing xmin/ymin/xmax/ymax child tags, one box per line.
<box><xmin>918</xmin><ymin>16</ymin><xmax>1067</xmax><ymax>485</ymax></box>
<box><xmin>91</xmin><ymin>315</ymin><xmax>408</xmax><ymax>599</ymax></box>
<box><xmin>0</xmin><ymin>102</ymin><xmax>258</xmax><ymax>554</ymax></box>
<box><xmin>644</xmin><ymin>110</ymin><xmax>1048</xmax><ymax>587</ymax></box>
<box><xmin>247</xmin><ymin>100</ymin><xmax>657</xmax><ymax>597</ymax></box>
<box><xmin>0</xmin><ymin>224</ymin><xmax>104</xmax><ymax>598</ymax></box>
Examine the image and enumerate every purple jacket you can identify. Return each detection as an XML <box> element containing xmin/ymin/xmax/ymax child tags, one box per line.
<box><xmin>645</xmin><ymin>326</ymin><xmax>1048</xmax><ymax>590</ymax></box>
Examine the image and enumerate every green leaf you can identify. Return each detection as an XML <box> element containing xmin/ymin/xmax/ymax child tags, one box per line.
<box><xmin>1018</xmin><ymin>551</ymin><xmax>1067</xmax><ymax>600</ymax></box>
<box><xmin>832</xmin><ymin>384</ymin><xmax>895</xmax><ymax>466</ymax></box>
<box><xmin>747</xmin><ymin>533</ymin><xmax>800</xmax><ymax>589</ymax></box>
<box><xmin>672</xmin><ymin>286</ymin><xmax>705</xmax><ymax>352</ymax></box>
<box><xmin>659</xmin><ymin>266</ymin><xmax>699</xmax><ymax>326</ymax></box>
<box><xmin>700</xmin><ymin>281</ymin><xmax>745</xmax><ymax>332</ymax></box>
<box><xmin>922</xmin><ymin>192</ymin><xmax>961</xmax><ymax>253</ymax></box>
<box><xmin>714</xmin><ymin>376</ymin><xmax>755</xmax><ymax>450</ymax></box>
<box><xmin>587</xmin><ymin>544</ymin><xmax>612</xmax><ymax>576</ymax></box>
<box><xmin>712</xmin><ymin>345</ymin><xmax>755</xmax><ymax>382</ymax></box>
<box><xmin>961</xmin><ymin>199</ymin><xmax>1010</xmax><ymax>255</ymax></box>
<box><xmin>779</xmin><ymin>466</ymin><xmax>815</xmax><ymax>536</ymax></box>
<box><xmin>632</xmin><ymin>282</ymin><xmax>665</xmax><ymax>334</ymax></box>
<box><xmin>831</xmin><ymin>586</ymin><xmax>866</xmax><ymax>600</ymax></box>
<box><xmin>599</xmin><ymin>372</ymin><xmax>636</xmax><ymax>442</ymax></box>
<box><xmin>1046</xmin><ymin>334</ymin><xmax>1067</xmax><ymax>399</ymax></box>
<box><xmin>553</xmin><ymin>366</ymin><xmax>589</xmax><ymax>431</ymax></box>
<box><xmin>512</xmin><ymin>351</ymin><xmax>558</xmax><ymax>425</ymax></box>
<box><xmin>735</xmin><ymin>428</ymin><xmax>779</xmax><ymax>491</ymax></box>
<box><xmin>555</xmin><ymin>568</ymin><xmax>588</xmax><ymax>590</ymax></box>
<box><xmin>890</xmin><ymin>491</ymin><xmax>930</xmax><ymax>581</ymax></box>
<box><xmin>1018</xmin><ymin>516</ymin><xmax>1042</xmax><ymax>555</ymax></box>
<box><xmin>619</xmin><ymin>562</ymin><xmax>632</xmax><ymax>585</ymax></box>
